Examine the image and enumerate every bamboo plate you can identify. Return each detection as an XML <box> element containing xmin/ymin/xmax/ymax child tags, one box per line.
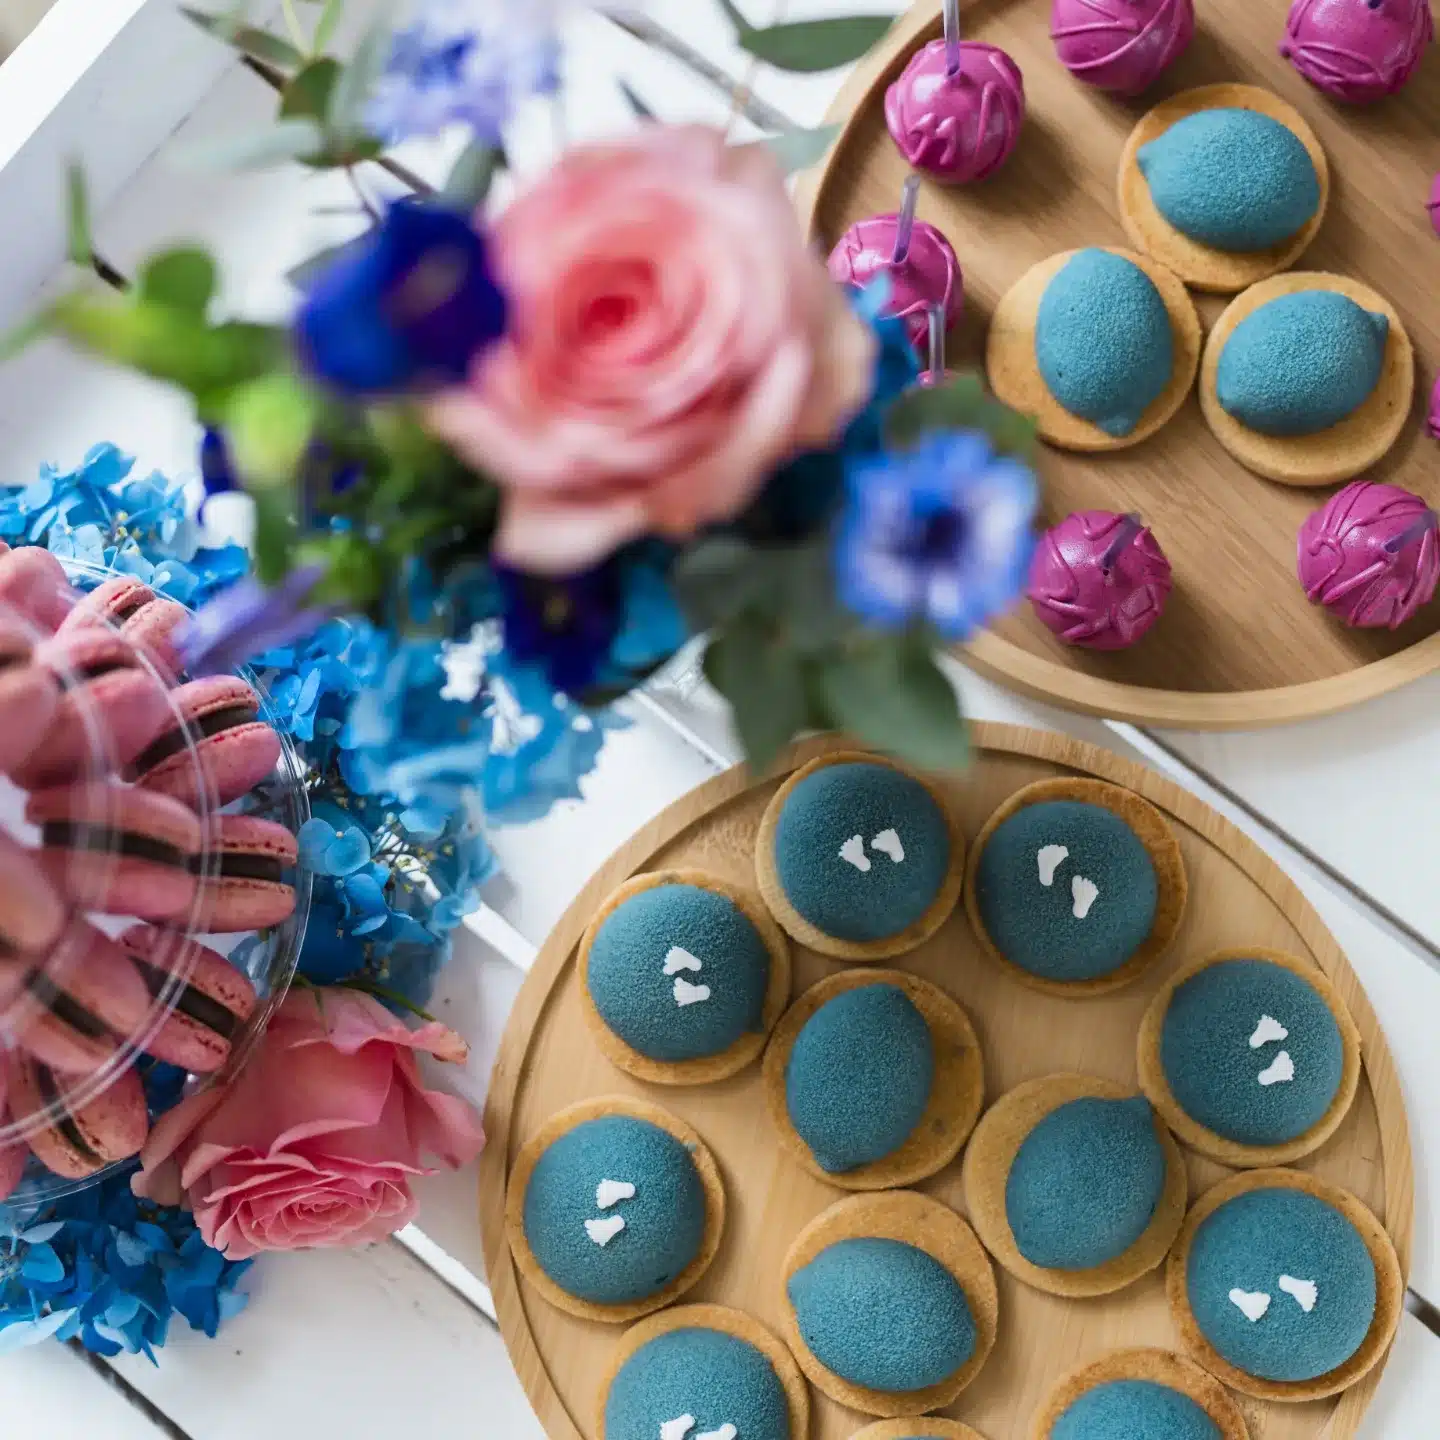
<box><xmin>797</xmin><ymin>0</ymin><xmax>1440</xmax><ymax>730</ymax></box>
<box><xmin>478</xmin><ymin>726</ymin><xmax>1413</xmax><ymax>1440</ymax></box>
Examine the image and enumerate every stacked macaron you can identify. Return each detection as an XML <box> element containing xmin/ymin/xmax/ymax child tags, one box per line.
<box><xmin>0</xmin><ymin>547</ymin><xmax>296</xmax><ymax>1201</ymax></box>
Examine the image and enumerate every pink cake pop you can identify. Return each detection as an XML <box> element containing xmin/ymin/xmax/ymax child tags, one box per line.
<box><xmin>1297</xmin><ymin>480</ymin><xmax>1439</xmax><ymax>628</ymax></box>
<box><xmin>1026</xmin><ymin>510</ymin><xmax>1172</xmax><ymax>649</ymax></box>
<box><xmin>1050</xmin><ymin>0</ymin><xmax>1195</xmax><ymax>96</ymax></box>
<box><xmin>885</xmin><ymin>0</ymin><xmax>1025</xmax><ymax>184</ymax></box>
<box><xmin>828</xmin><ymin>176</ymin><xmax>962</xmax><ymax>352</ymax></box>
<box><xmin>1281</xmin><ymin>0</ymin><xmax>1434</xmax><ymax>104</ymax></box>
<box><xmin>1428</xmin><ymin>172</ymin><xmax>1440</xmax><ymax>236</ymax></box>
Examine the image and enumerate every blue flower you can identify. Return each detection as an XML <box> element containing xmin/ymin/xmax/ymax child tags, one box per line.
<box><xmin>296</xmin><ymin>200</ymin><xmax>507</xmax><ymax>396</ymax></box>
<box><xmin>0</xmin><ymin>1168</ymin><xmax>249</xmax><ymax>1361</ymax></box>
<box><xmin>200</xmin><ymin>428</ymin><xmax>236</xmax><ymax>496</ymax></box>
<box><xmin>367</xmin><ymin>0</ymin><xmax>561</xmax><ymax>144</ymax></box>
<box><xmin>179</xmin><ymin>566</ymin><xmax>330</xmax><ymax>676</ymax></box>
<box><xmin>496</xmin><ymin>547</ymin><xmax>687</xmax><ymax>695</ymax></box>
<box><xmin>837</xmin><ymin>430</ymin><xmax>1039</xmax><ymax>641</ymax></box>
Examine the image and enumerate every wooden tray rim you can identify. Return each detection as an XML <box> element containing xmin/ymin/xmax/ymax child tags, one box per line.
<box><xmin>477</xmin><ymin>725</ymin><xmax>1415</xmax><ymax>1440</ymax></box>
<box><xmin>794</xmin><ymin>0</ymin><xmax>1440</xmax><ymax>732</ymax></box>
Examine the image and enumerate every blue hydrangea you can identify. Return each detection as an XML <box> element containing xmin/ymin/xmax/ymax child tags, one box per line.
<box><xmin>0</xmin><ymin>1168</ymin><xmax>250</xmax><ymax>1360</ymax></box>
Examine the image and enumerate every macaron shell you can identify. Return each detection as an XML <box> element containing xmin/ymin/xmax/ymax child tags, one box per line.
<box><xmin>0</xmin><ymin>656</ymin><xmax>59</xmax><ymax>778</ymax></box>
<box><xmin>0</xmin><ymin>1134</ymin><xmax>25</xmax><ymax>1201</ymax></box>
<box><xmin>59</xmin><ymin>577</ymin><xmax>156</xmax><ymax>632</ymax></box>
<box><xmin>0</xmin><ymin>548</ymin><xmax>77</xmax><ymax>633</ymax></box>
<box><xmin>28</xmin><ymin>783</ymin><xmax>200</xmax><ymax>921</ymax></box>
<box><xmin>9</xmin><ymin>1056</ymin><xmax>148</xmax><ymax>1178</ymax></box>
<box><xmin>122</xmin><ymin>597</ymin><xmax>190</xmax><ymax>682</ymax></box>
<box><xmin>0</xmin><ymin>829</ymin><xmax>67</xmax><ymax>955</ymax></box>
<box><xmin>193</xmin><ymin>815</ymin><xmax>299</xmax><ymax>932</ymax></box>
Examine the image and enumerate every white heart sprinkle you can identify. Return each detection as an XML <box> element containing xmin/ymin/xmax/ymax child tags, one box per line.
<box><xmin>1071</xmin><ymin>875</ymin><xmax>1099</xmax><ymax>919</ymax></box>
<box><xmin>1279</xmin><ymin>1275</ymin><xmax>1318</xmax><ymax>1313</ymax></box>
<box><xmin>585</xmin><ymin>1215</ymin><xmax>626</xmax><ymax>1247</ymax></box>
<box><xmin>662</xmin><ymin>946</ymin><xmax>703</xmax><ymax>976</ymax></box>
<box><xmin>839</xmin><ymin>834</ymin><xmax>871</xmax><ymax>871</ymax></box>
<box><xmin>1250</xmin><ymin>1014</ymin><xmax>1289</xmax><ymax>1049</ymax></box>
<box><xmin>695</xmin><ymin>1427</ymin><xmax>737</xmax><ymax>1440</ymax></box>
<box><xmin>870</xmin><ymin>828</ymin><xmax>905</xmax><ymax>863</ymax></box>
<box><xmin>1258</xmin><ymin>1050</ymin><xmax>1295</xmax><ymax>1086</ymax></box>
<box><xmin>660</xmin><ymin>1418</ymin><xmax>695</xmax><ymax>1440</ymax></box>
<box><xmin>1036</xmin><ymin>844</ymin><xmax>1069</xmax><ymax>887</ymax></box>
<box><xmin>1229</xmin><ymin>1288</ymin><xmax>1271</xmax><ymax>1322</ymax></box>
<box><xmin>595</xmin><ymin>1179</ymin><xmax>635</xmax><ymax>1210</ymax></box>
<box><xmin>673</xmin><ymin>977</ymin><xmax>712</xmax><ymax>1007</ymax></box>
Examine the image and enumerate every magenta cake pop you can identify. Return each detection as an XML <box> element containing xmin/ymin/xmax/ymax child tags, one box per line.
<box><xmin>1428</xmin><ymin>374</ymin><xmax>1440</xmax><ymax>439</ymax></box>
<box><xmin>1297</xmin><ymin>480</ymin><xmax>1439</xmax><ymax>628</ymax></box>
<box><xmin>1027</xmin><ymin>511</ymin><xmax>1172</xmax><ymax>649</ymax></box>
<box><xmin>828</xmin><ymin>175</ymin><xmax>962</xmax><ymax>351</ymax></box>
<box><xmin>1051</xmin><ymin>0</ymin><xmax>1195</xmax><ymax>96</ymax></box>
<box><xmin>1281</xmin><ymin>0</ymin><xmax>1433</xmax><ymax>104</ymax></box>
<box><xmin>885</xmin><ymin>0</ymin><xmax>1024</xmax><ymax>184</ymax></box>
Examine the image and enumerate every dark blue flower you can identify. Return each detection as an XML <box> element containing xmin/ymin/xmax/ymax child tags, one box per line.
<box><xmin>179</xmin><ymin>566</ymin><xmax>330</xmax><ymax>676</ymax></box>
<box><xmin>837</xmin><ymin>430</ymin><xmax>1039</xmax><ymax>640</ymax></box>
<box><xmin>295</xmin><ymin>200</ymin><xmax>507</xmax><ymax>396</ymax></box>
<box><xmin>200</xmin><ymin>428</ymin><xmax>236</xmax><ymax>496</ymax></box>
<box><xmin>0</xmin><ymin>1168</ymin><xmax>249</xmax><ymax>1360</ymax></box>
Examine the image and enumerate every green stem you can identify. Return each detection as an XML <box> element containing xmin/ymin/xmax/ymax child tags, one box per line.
<box><xmin>281</xmin><ymin>0</ymin><xmax>308</xmax><ymax>54</ymax></box>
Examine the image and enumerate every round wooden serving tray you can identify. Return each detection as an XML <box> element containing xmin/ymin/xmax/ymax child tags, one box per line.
<box><xmin>797</xmin><ymin>0</ymin><xmax>1440</xmax><ymax>730</ymax></box>
<box><xmin>479</xmin><ymin>727</ymin><xmax>1413</xmax><ymax>1440</ymax></box>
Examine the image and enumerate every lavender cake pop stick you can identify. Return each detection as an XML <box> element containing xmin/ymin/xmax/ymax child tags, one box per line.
<box><xmin>945</xmin><ymin>0</ymin><xmax>962</xmax><ymax>74</ymax></box>
<box><xmin>893</xmin><ymin>175</ymin><xmax>921</xmax><ymax>265</ymax></box>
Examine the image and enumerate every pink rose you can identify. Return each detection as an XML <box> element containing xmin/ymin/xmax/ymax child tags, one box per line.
<box><xmin>135</xmin><ymin>989</ymin><xmax>484</xmax><ymax>1259</ymax></box>
<box><xmin>426</xmin><ymin>126</ymin><xmax>875</xmax><ymax>573</ymax></box>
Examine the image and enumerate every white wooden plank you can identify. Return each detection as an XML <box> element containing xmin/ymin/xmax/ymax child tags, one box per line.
<box><xmin>1358</xmin><ymin>1310</ymin><xmax>1440</xmax><ymax>1438</ymax></box>
<box><xmin>0</xmin><ymin>1341</ymin><xmax>163</xmax><ymax>1440</ymax></box>
<box><xmin>105</xmin><ymin>1242</ymin><xmax>542</xmax><ymax>1440</ymax></box>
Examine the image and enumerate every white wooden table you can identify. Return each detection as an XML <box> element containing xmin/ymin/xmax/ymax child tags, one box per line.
<box><xmin>2</xmin><ymin>2</ymin><xmax>1439</xmax><ymax>1436</ymax></box>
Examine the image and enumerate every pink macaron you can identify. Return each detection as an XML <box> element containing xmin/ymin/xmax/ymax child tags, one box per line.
<box><xmin>0</xmin><ymin>922</ymin><xmax>153</xmax><ymax>1074</ymax></box>
<box><xmin>0</xmin><ymin>1129</ymin><xmax>25</xmax><ymax>1201</ymax></box>
<box><xmin>192</xmin><ymin>815</ymin><xmax>299</xmax><ymax>932</ymax></box>
<box><xmin>129</xmin><ymin>676</ymin><xmax>282</xmax><ymax>807</ymax></box>
<box><xmin>27</xmin><ymin>782</ymin><xmax>201</xmax><ymax>921</ymax></box>
<box><xmin>0</xmin><ymin>547</ymin><xmax>77</xmax><ymax>634</ymax></box>
<box><xmin>61</xmin><ymin>575</ymin><xmax>189</xmax><ymax>681</ymax></box>
<box><xmin>0</xmin><ymin>829</ymin><xmax>68</xmax><ymax>963</ymax></box>
<box><xmin>8</xmin><ymin>1052</ymin><xmax>149</xmax><ymax>1179</ymax></box>
<box><xmin>0</xmin><ymin>620</ymin><xmax>59</xmax><ymax>779</ymax></box>
<box><xmin>117</xmin><ymin>926</ymin><xmax>258</xmax><ymax>1073</ymax></box>
<box><xmin>12</xmin><ymin>629</ymin><xmax>174</xmax><ymax>788</ymax></box>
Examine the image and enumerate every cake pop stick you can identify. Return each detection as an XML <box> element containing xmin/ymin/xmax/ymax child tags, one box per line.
<box><xmin>885</xmin><ymin>11</ymin><xmax>1025</xmax><ymax>184</ymax></box>
<box><xmin>1101</xmin><ymin>513</ymin><xmax>1145</xmax><ymax>572</ymax></box>
<box><xmin>920</xmin><ymin>302</ymin><xmax>955</xmax><ymax>388</ymax></box>
<box><xmin>828</xmin><ymin>176</ymin><xmax>963</xmax><ymax>352</ymax></box>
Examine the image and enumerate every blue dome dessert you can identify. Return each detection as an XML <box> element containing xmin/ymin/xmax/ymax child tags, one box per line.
<box><xmin>1035</xmin><ymin>250</ymin><xmax>1174</xmax><ymax>438</ymax></box>
<box><xmin>1053</xmin><ymin>1379</ymin><xmax>1222</xmax><ymax>1440</ymax></box>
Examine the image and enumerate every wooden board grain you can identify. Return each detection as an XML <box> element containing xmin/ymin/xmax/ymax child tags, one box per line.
<box><xmin>796</xmin><ymin>0</ymin><xmax>1440</xmax><ymax>729</ymax></box>
<box><xmin>478</xmin><ymin>726</ymin><xmax>1413</xmax><ymax>1440</ymax></box>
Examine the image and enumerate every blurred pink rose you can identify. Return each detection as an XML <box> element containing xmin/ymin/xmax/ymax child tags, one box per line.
<box><xmin>135</xmin><ymin>989</ymin><xmax>484</xmax><ymax>1259</ymax></box>
<box><xmin>426</xmin><ymin>126</ymin><xmax>876</xmax><ymax>573</ymax></box>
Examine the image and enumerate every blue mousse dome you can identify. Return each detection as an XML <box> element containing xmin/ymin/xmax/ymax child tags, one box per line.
<box><xmin>1053</xmin><ymin>1380</ymin><xmax>1222</xmax><ymax>1440</ymax></box>
<box><xmin>604</xmin><ymin>1328</ymin><xmax>791</xmax><ymax>1440</ymax></box>
<box><xmin>1138</xmin><ymin>108</ymin><xmax>1321</xmax><ymax>252</ymax></box>
<box><xmin>786</xmin><ymin>1237</ymin><xmax>975</xmax><ymax>1392</ymax></box>
<box><xmin>973</xmin><ymin>799</ymin><xmax>1159</xmax><ymax>983</ymax></box>
<box><xmin>522</xmin><ymin>1115</ymin><xmax>706</xmax><ymax>1306</ymax></box>
<box><xmin>1005</xmin><ymin>1096</ymin><xmax>1168</xmax><ymax>1270</ymax></box>
<box><xmin>1035</xmin><ymin>249</ymin><xmax>1174</xmax><ymax>437</ymax></box>
<box><xmin>1216</xmin><ymin>292</ymin><xmax>1387</xmax><ymax>437</ymax></box>
<box><xmin>586</xmin><ymin>882</ymin><xmax>772</xmax><ymax>1062</ymax></box>
<box><xmin>1187</xmin><ymin>1187</ymin><xmax>1377</xmax><ymax>1382</ymax></box>
<box><xmin>1160</xmin><ymin>957</ymin><xmax>1345</xmax><ymax>1147</ymax></box>
<box><xmin>772</xmin><ymin>762</ymin><xmax>951</xmax><ymax>944</ymax></box>
<box><xmin>785</xmin><ymin>982</ymin><xmax>934</xmax><ymax>1173</ymax></box>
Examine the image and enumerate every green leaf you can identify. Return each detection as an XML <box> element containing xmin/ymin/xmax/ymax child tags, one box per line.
<box><xmin>179</xmin><ymin>6</ymin><xmax>305</xmax><ymax>67</ymax></box>
<box><xmin>714</xmin><ymin>0</ymin><xmax>755</xmax><ymax>35</ymax></box>
<box><xmin>817</xmin><ymin>639</ymin><xmax>969</xmax><ymax>772</ymax></box>
<box><xmin>735</xmin><ymin>14</ymin><xmax>894</xmax><ymax>72</ymax></box>
<box><xmin>313</xmin><ymin>0</ymin><xmax>345</xmax><ymax>52</ymax></box>
<box><xmin>771</xmin><ymin>541</ymin><xmax>852</xmax><ymax>654</ymax></box>
<box><xmin>617</xmin><ymin>80</ymin><xmax>656</xmax><ymax>121</ymax></box>
<box><xmin>175</xmin><ymin>117</ymin><xmax>325</xmax><ymax>171</ymax></box>
<box><xmin>138</xmin><ymin>248</ymin><xmax>217</xmax><ymax>316</ymax></box>
<box><xmin>223</xmin><ymin>374</ymin><xmax>319</xmax><ymax>486</ymax></box>
<box><xmin>65</xmin><ymin>163</ymin><xmax>91</xmax><ymax>267</ymax></box>
<box><xmin>0</xmin><ymin>311</ymin><xmax>53</xmax><ymax>367</ymax></box>
<box><xmin>745</xmin><ymin>124</ymin><xmax>840</xmax><ymax>176</ymax></box>
<box><xmin>703</xmin><ymin>618</ymin><xmax>808</xmax><ymax>773</ymax></box>
<box><xmin>327</xmin><ymin>6</ymin><xmax>397</xmax><ymax>138</ymax></box>
<box><xmin>672</xmin><ymin>537</ymin><xmax>769</xmax><ymax>629</ymax></box>
<box><xmin>251</xmin><ymin>488</ymin><xmax>297</xmax><ymax>586</ymax></box>
<box><xmin>286</xmin><ymin>230</ymin><xmax>371</xmax><ymax>290</ymax></box>
<box><xmin>298</xmin><ymin>532</ymin><xmax>386</xmax><ymax>609</ymax></box>
<box><xmin>441</xmin><ymin>141</ymin><xmax>506</xmax><ymax>211</ymax></box>
<box><xmin>280</xmin><ymin>57</ymin><xmax>340</xmax><ymax>120</ymax></box>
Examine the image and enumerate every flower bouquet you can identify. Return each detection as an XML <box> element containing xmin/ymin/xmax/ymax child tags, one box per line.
<box><xmin>0</xmin><ymin>0</ymin><xmax>1042</xmax><ymax>1360</ymax></box>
